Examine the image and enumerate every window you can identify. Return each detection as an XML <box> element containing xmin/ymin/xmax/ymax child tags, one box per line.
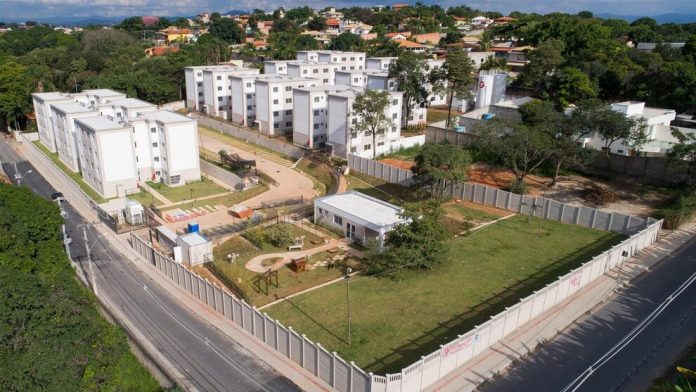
<box><xmin>286</xmin><ymin>98</ymin><xmax>292</xmax><ymax>104</ymax></box>
<box><xmin>247</xmin><ymin>105</ymin><xmax>253</xmax><ymax>110</ymax></box>
<box><xmin>197</xmin><ymin>82</ymin><xmax>202</xmax><ymax>87</ymax></box>
<box><xmin>273</xmin><ymin>122</ymin><xmax>279</xmax><ymax>128</ymax></box>
<box><xmin>198</xmin><ymin>92</ymin><xmax>203</xmax><ymax>97</ymax></box>
<box><xmin>314</xmin><ymin>97</ymin><xmax>320</xmax><ymax>103</ymax></box>
<box><xmin>351</xmin><ymin>132</ymin><xmax>357</xmax><ymax>139</ymax></box>
<box><xmin>350</xmin><ymin>66</ymin><xmax>355</xmax><ymax>70</ymax></box>
<box><xmin>350</xmin><ymin>56</ymin><xmax>355</xmax><ymax>61</ymax></box>
<box><xmin>247</xmin><ymin>93</ymin><xmax>252</xmax><ymax>99</ymax></box>
<box><xmin>313</xmin><ymin>69</ymin><xmax>319</xmax><ymax>74</ymax></box>
<box><xmin>286</xmin><ymin>121</ymin><xmax>292</xmax><ymax>126</ymax></box>
<box><xmin>154</xmin><ymin>157</ymin><xmax>160</xmax><ymax>162</ymax></box>
<box><xmin>364</xmin><ymin>144</ymin><xmax>372</xmax><ymax>150</ymax></box>
<box><xmin>197</xmin><ymin>72</ymin><xmax>202</xmax><ymax>77</ymax></box>
<box><xmin>323</xmin><ymin>68</ymin><xmax>329</xmax><ymax>73</ymax></box>
<box><xmin>156</xmin><ymin>170</ymin><xmax>160</xmax><ymax>176</ymax></box>
<box><xmin>286</xmin><ymin>110</ymin><xmax>292</xmax><ymax>115</ymax></box>
<box><xmin>392</xmin><ymin>126</ymin><xmax>397</xmax><ymax>132</ymax></box>
<box><xmin>341</xmin><ymin>66</ymin><xmax>346</xmax><ymax>70</ymax></box>
<box><xmin>219</xmin><ymin>106</ymin><xmax>223</xmax><ymax>111</ymax></box>
<box><xmin>152</xmin><ymin>142</ymin><xmax>158</xmax><ymax>147</ymax></box>
<box><xmin>246</xmin><ymin>82</ymin><xmax>252</xmax><ymax>88</ymax></box>
<box><xmin>218</xmin><ymin>97</ymin><xmax>223</xmax><ymax>101</ymax></box>
<box><xmin>323</xmin><ymin>78</ymin><xmax>329</xmax><ymax>83</ymax></box>
<box><xmin>313</xmin><ymin>123</ymin><xmax>319</xmax><ymax>129</ymax></box>
<box><xmin>217</xmin><ymin>75</ymin><xmax>222</xmax><ymax>80</ymax></box>
<box><xmin>354</xmin><ymin>78</ymin><xmax>359</xmax><ymax>83</ymax></box>
<box><xmin>378</xmin><ymin>142</ymin><xmax>385</xmax><ymax>146</ymax></box>
<box><xmin>134</xmin><ymin>141</ymin><xmax>137</xmax><ymax>147</ymax></box>
<box><xmin>217</xmin><ymin>86</ymin><xmax>222</xmax><ymax>91</ymax></box>
<box><xmin>351</xmin><ymin>118</ymin><xmax>357</xmax><ymax>125</ymax></box>
<box><xmin>392</xmin><ymin>113</ymin><xmax>397</xmax><ymax>119</ymax></box>
<box><xmin>150</xmin><ymin>127</ymin><xmax>156</xmax><ymax>133</ymax></box>
<box><xmin>313</xmin><ymin>110</ymin><xmax>320</xmax><ymax>116</ymax></box>
<box><xmin>334</xmin><ymin>215</ymin><xmax>343</xmax><ymax>225</ymax></box>
<box><xmin>350</xmin><ymin>146</ymin><xmax>357</xmax><ymax>153</ymax></box>
<box><xmin>273</xmin><ymin>111</ymin><xmax>279</xmax><ymax>117</ymax></box>
<box><xmin>285</xmin><ymin>86</ymin><xmax>292</xmax><ymax>92</ymax></box>
<box><xmin>341</xmin><ymin>57</ymin><xmax>346</xmax><ymax>61</ymax></box>
<box><xmin>273</xmin><ymin>86</ymin><xmax>278</xmax><ymax>92</ymax></box>
<box><xmin>303</xmin><ymin>69</ymin><xmax>308</xmax><ymax>74</ymax></box>
<box><xmin>273</xmin><ymin>99</ymin><xmax>279</xmax><ymax>104</ymax></box>
<box><xmin>393</xmin><ymin>99</ymin><xmax>399</xmax><ymax>106</ymax></box>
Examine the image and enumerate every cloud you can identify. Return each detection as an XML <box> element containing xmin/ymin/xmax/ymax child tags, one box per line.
<box><xmin>1</xmin><ymin>0</ymin><xmax>695</xmax><ymax>22</ymax></box>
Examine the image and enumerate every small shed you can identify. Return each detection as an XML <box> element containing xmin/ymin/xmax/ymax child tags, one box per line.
<box><xmin>176</xmin><ymin>232</ymin><xmax>212</xmax><ymax>266</ymax></box>
<box><xmin>230</xmin><ymin>204</ymin><xmax>253</xmax><ymax>219</ymax></box>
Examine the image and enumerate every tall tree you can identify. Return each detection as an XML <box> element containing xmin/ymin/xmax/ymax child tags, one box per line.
<box><xmin>351</xmin><ymin>90</ymin><xmax>393</xmax><ymax>159</ymax></box>
<box><xmin>209</xmin><ymin>18</ymin><xmax>244</xmax><ymax>43</ymax></box>
<box><xmin>516</xmin><ymin>38</ymin><xmax>565</xmax><ymax>95</ymax></box>
<box><xmin>433</xmin><ymin>48</ymin><xmax>474</xmax><ymax>128</ymax></box>
<box><xmin>307</xmin><ymin>16</ymin><xmax>328</xmax><ymax>31</ymax></box>
<box><xmin>667</xmin><ymin>128</ymin><xmax>696</xmax><ymax>184</ymax></box>
<box><xmin>412</xmin><ymin>143</ymin><xmax>472</xmax><ymax>201</ymax></box>
<box><xmin>387</xmin><ymin>52</ymin><xmax>429</xmax><ymax>126</ymax></box>
<box><xmin>0</xmin><ymin>61</ymin><xmax>33</xmax><ymax>130</ymax></box>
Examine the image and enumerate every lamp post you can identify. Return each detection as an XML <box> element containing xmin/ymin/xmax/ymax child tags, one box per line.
<box><xmin>82</xmin><ymin>224</ymin><xmax>108</xmax><ymax>296</ymax></box>
<box><xmin>344</xmin><ymin>267</ymin><xmax>352</xmax><ymax>346</ymax></box>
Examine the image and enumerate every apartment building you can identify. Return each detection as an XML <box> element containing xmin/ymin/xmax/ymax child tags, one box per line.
<box><xmin>326</xmin><ymin>87</ymin><xmax>403</xmax><ymax>158</ymax></box>
<box><xmin>185</xmin><ymin>65</ymin><xmax>231</xmax><ymax>111</ymax></box>
<box><xmin>254</xmin><ymin>75</ymin><xmax>322</xmax><ymax>136</ymax></box>
<box><xmin>335</xmin><ymin>70</ymin><xmax>370</xmax><ymax>87</ymax></box>
<box><xmin>318</xmin><ymin>51</ymin><xmax>366</xmax><ymax>72</ymax></box>
<box><xmin>32</xmin><ymin>91</ymin><xmax>79</xmax><ymax>152</ymax></box>
<box><xmin>130</xmin><ymin>110</ymin><xmax>201</xmax><ymax>185</ymax></box>
<box><xmin>264</xmin><ymin>60</ymin><xmax>288</xmax><ymax>75</ymax></box>
<box><xmin>292</xmin><ymin>85</ymin><xmax>354</xmax><ymax>149</ymax></box>
<box><xmin>287</xmin><ymin>61</ymin><xmax>336</xmax><ymax>85</ymax></box>
<box><xmin>366</xmin><ymin>57</ymin><xmax>396</xmax><ymax>71</ymax></box>
<box><xmin>50</xmin><ymin>102</ymin><xmax>100</xmax><ymax>172</ymax></box>
<box><xmin>81</xmin><ymin>89</ymin><xmax>127</xmax><ymax>106</ymax></box>
<box><xmin>97</xmin><ymin>97</ymin><xmax>157</xmax><ymax>119</ymax></box>
<box><xmin>201</xmin><ymin>67</ymin><xmax>261</xmax><ymax>120</ymax></box>
<box><xmin>74</xmin><ymin>116</ymin><xmax>138</xmax><ymax>198</ymax></box>
<box><xmin>365</xmin><ymin>71</ymin><xmax>427</xmax><ymax>126</ymax></box>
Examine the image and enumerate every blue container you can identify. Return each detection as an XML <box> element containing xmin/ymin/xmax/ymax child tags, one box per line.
<box><xmin>453</xmin><ymin>126</ymin><xmax>466</xmax><ymax>133</ymax></box>
<box><xmin>188</xmin><ymin>222</ymin><xmax>200</xmax><ymax>234</ymax></box>
<box><xmin>482</xmin><ymin>113</ymin><xmax>496</xmax><ymax>121</ymax></box>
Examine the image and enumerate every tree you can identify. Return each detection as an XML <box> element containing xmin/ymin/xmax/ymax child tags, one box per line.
<box><xmin>412</xmin><ymin>144</ymin><xmax>472</xmax><ymax>200</ymax></box>
<box><xmin>433</xmin><ymin>48</ymin><xmax>475</xmax><ymax>128</ymax></box>
<box><xmin>387</xmin><ymin>52</ymin><xmax>429</xmax><ymax>126</ymax></box>
<box><xmin>667</xmin><ymin>128</ymin><xmax>696</xmax><ymax>184</ymax></box>
<box><xmin>516</xmin><ymin>38</ymin><xmax>565</xmax><ymax>95</ymax></box>
<box><xmin>332</xmin><ymin>32</ymin><xmax>363</xmax><ymax>51</ymax></box>
<box><xmin>365</xmin><ymin>201</ymin><xmax>448</xmax><ymax>274</ymax></box>
<box><xmin>474</xmin><ymin>120</ymin><xmax>555</xmax><ymax>192</ymax></box>
<box><xmin>547</xmin><ymin>67</ymin><xmax>598</xmax><ymax>109</ymax></box>
<box><xmin>296</xmin><ymin>34</ymin><xmax>320</xmax><ymax>50</ymax></box>
<box><xmin>479</xmin><ymin>55</ymin><xmax>507</xmax><ymax>71</ymax></box>
<box><xmin>351</xmin><ymin>90</ymin><xmax>393</xmax><ymax>159</ymax></box>
<box><xmin>573</xmin><ymin>100</ymin><xmax>651</xmax><ymax>173</ymax></box>
<box><xmin>307</xmin><ymin>16</ymin><xmax>327</xmax><ymax>31</ymax></box>
<box><xmin>0</xmin><ymin>61</ymin><xmax>33</xmax><ymax>129</ymax></box>
<box><xmin>209</xmin><ymin>18</ymin><xmax>244</xmax><ymax>43</ymax></box>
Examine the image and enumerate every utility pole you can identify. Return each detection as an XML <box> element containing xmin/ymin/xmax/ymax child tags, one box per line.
<box><xmin>83</xmin><ymin>225</ymin><xmax>97</xmax><ymax>296</ymax></box>
<box><xmin>344</xmin><ymin>267</ymin><xmax>352</xmax><ymax>346</ymax></box>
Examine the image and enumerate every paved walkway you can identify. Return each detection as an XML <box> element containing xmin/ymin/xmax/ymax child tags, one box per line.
<box><xmin>245</xmin><ymin>238</ymin><xmax>347</xmax><ymax>273</ymax></box>
<box><xmin>426</xmin><ymin>224</ymin><xmax>696</xmax><ymax>392</ymax></box>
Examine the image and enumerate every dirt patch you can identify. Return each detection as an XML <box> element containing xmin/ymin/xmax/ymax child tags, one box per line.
<box><xmin>191</xmin><ymin>265</ymin><xmax>228</xmax><ymax>289</ymax></box>
<box><xmin>448</xmin><ymin>200</ymin><xmax>514</xmax><ymax>218</ymax></box>
<box><xmin>467</xmin><ymin>163</ymin><xmax>549</xmax><ymax>195</ymax></box>
<box><xmin>381</xmin><ymin>157</ymin><xmax>415</xmax><ymax>170</ymax></box>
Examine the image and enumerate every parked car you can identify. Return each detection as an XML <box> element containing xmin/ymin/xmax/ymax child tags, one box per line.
<box><xmin>51</xmin><ymin>192</ymin><xmax>65</xmax><ymax>202</ymax></box>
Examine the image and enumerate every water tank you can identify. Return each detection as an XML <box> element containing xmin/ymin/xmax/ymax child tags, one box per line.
<box><xmin>475</xmin><ymin>70</ymin><xmax>508</xmax><ymax>109</ymax></box>
<box><xmin>482</xmin><ymin>113</ymin><xmax>496</xmax><ymax>121</ymax></box>
<box><xmin>453</xmin><ymin>126</ymin><xmax>466</xmax><ymax>133</ymax></box>
<box><xmin>124</xmin><ymin>200</ymin><xmax>144</xmax><ymax>225</ymax></box>
<box><xmin>188</xmin><ymin>222</ymin><xmax>200</xmax><ymax>234</ymax></box>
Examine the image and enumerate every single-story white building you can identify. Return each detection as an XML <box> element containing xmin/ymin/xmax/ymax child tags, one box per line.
<box><xmin>314</xmin><ymin>191</ymin><xmax>408</xmax><ymax>248</ymax></box>
<box><xmin>176</xmin><ymin>232</ymin><xmax>212</xmax><ymax>266</ymax></box>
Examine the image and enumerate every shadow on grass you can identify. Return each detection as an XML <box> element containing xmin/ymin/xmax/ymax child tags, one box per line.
<box><xmin>284</xmin><ymin>298</ymin><xmax>349</xmax><ymax>345</ymax></box>
<box><xmin>360</xmin><ymin>231</ymin><xmax>626</xmax><ymax>374</ymax></box>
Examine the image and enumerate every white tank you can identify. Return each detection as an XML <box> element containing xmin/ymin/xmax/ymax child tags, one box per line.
<box><xmin>475</xmin><ymin>70</ymin><xmax>508</xmax><ymax>109</ymax></box>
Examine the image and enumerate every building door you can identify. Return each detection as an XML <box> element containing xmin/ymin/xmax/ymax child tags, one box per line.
<box><xmin>346</xmin><ymin>222</ymin><xmax>356</xmax><ymax>240</ymax></box>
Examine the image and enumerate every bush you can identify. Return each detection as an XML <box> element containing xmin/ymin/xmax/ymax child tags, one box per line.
<box><xmin>508</xmin><ymin>180</ymin><xmax>528</xmax><ymax>195</ymax></box>
<box><xmin>243</xmin><ymin>228</ymin><xmax>265</xmax><ymax>248</ymax></box>
<box><xmin>658</xmin><ymin>190</ymin><xmax>696</xmax><ymax>229</ymax></box>
<box><xmin>582</xmin><ymin>183</ymin><xmax>619</xmax><ymax>205</ymax></box>
<box><xmin>264</xmin><ymin>225</ymin><xmax>294</xmax><ymax>247</ymax></box>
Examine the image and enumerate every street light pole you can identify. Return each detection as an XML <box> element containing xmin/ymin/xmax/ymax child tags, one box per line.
<box><xmin>344</xmin><ymin>267</ymin><xmax>352</xmax><ymax>346</ymax></box>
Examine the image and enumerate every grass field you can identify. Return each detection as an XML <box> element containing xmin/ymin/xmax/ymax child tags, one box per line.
<box><xmin>295</xmin><ymin>159</ymin><xmax>337</xmax><ymax>196</ymax></box>
<box><xmin>266</xmin><ymin>215</ymin><xmax>626</xmax><ymax>373</ymax></box>
<box><xmin>427</xmin><ymin>109</ymin><xmax>452</xmax><ymax>124</ymax></box>
<box><xmin>380</xmin><ymin>145</ymin><xmax>423</xmax><ymax>161</ymax></box>
<box><xmin>208</xmin><ymin>223</ymin><xmax>354</xmax><ymax>306</ymax></box>
<box><xmin>33</xmin><ymin>141</ymin><xmax>107</xmax><ymax>203</ymax></box>
<box><xmin>346</xmin><ymin>171</ymin><xmax>418</xmax><ymax>205</ymax></box>
<box><xmin>125</xmin><ymin>189</ymin><xmax>163</xmax><ymax>207</ymax></box>
<box><xmin>147</xmin><ymin>176</ymin><xmax>227</xmax><ymax>202</ymax></box>
<box><xmin>160</xmin><ymin>184</ymin><xmax>269</xmax><ymax>211</ymax></box>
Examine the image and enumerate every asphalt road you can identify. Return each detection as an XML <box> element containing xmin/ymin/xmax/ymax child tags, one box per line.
<box><xmin>0</xmin><ymin>139</ymin><xmax>300</xmax><ymax>392</ymax></box>
<box><xmin>479</xmin><ymin>235</ymin><xmax>696</xmax><ymax>392</ymax></box>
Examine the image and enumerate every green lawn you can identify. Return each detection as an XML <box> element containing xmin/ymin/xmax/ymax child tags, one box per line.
<box><xmin>33</xmin><ymin>141</ymin><xmax>107</xmax><ymax>203</ymax></box>
<box><xmin>160</xmin><ymin>183</ymin><xmax>269</xmax><ymax>211</ymax></box>
<box><xmin>147</xmin><ymin>176</ymin><xmax>227</xmax><ymax>202</ymax></box>
<box><xmin>125</xmin><ymin>189</ymin><xmax>163</xmax><ymax>207</ymax></box>
<box><xmin>427</xmin><ymin>109</ymin><xmax>452</xmax><ymax>124</ymax></box>
<box><xmin>208</xmin><ymin>223</ymin><xmax>352</xmax><ymax>306</ymax></box>
<box><xmin>266</xmin><ymin>215</ymin><xmax>626</xmax><ymax>373</ymax></box>
<box><xmin>380</xmin><ymin>144</ymin><xmax>423</xmax><ymax>161</ymax></box>
<box><xmin>295</xmin><ymin>159</ymin><xmax>337</xmax><ymax>196</ymax></box>
<box><xmin>443</xmin><ymin>202</ymin><xmax>507</xmax><ymax>223</ymax></box>
<box><xmin>346</xmin><ymin>171</ymin><xmax>418</xmax><ymax>206</ymax></box>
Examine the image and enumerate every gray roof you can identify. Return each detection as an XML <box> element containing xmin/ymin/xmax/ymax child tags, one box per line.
<box><xmin>178</xmin><ymin>232</ymin><xmax>209</xmax><ymax>247</ymax></box>
<box><xmin>83</xmin><ymin>88</ymin><xmax>126</xmax><ymax>97</ymax></box>
<box><xmin>50</xmin><ymin>102</ymin><xmax>94</xmax><ymax>115</ymax></box>
<box><xmin>32</xmin><ymin>92</ymin><xmax>73</xmax><ymax>101</ymax></box>
<box><xmin>75</xmin><ymin>115</ymin><xmax>126</xmax><ymax>132</ymax></box>
<box><xmin>140</xmin><ymin>110</ymin><xmax>193</xmax><ymax>124</ymax></box>
<box><xmin>314</xmin><ymin>191</ymin><xmax>407</xmax><ymax>231</ymax></box>
<box><xmin>106</xmin><ymin>98</ymin><xmax>156</xmax><ymax>109</ymax></box>
<box><xmin>636</xmin><ymin>42</ymin><xmax>685</xmax><ymax>50</ymax></box>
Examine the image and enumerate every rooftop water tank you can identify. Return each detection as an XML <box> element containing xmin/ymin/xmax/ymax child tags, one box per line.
<box><xmin>188</xmin><ymin>222</ymin><xmax>200</xmax><ymax>234</ymax></box>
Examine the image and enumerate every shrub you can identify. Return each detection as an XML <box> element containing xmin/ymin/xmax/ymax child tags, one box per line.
<box><xmin>508</xmin><ymin>180</ymin><xmax>528</xmax><ymax>195</ymax></box>
<box><xmin>582</xmin><ymin>183</ymin><xmax>619</xmax><ymax>205</ymax></box>
<box><xmin>243</xmin><ymin>228</ymin><xmax>265</xmax><ymax>248</ymax></box>
<box><xmin>658</xmin><ymin>190</ymin><xmax>696</xmax><ymax>230</ymax></box>
<box><xmin>264</xmin><ymin>225</ymin><xmax>294</xmax><ymax>247</ymax></box>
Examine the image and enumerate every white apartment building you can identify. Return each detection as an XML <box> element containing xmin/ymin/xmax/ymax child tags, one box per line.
<box><xmin>287</xmin><ymin>61</ymin><xmax>336</xmax><ymax>85</ymax></box>
<box><xmin>97</xmin><ymin>97</ymin><xmax>157</xmax><ymax>120</ymax></box>
<box><xmin>366</xmin><ymin>57</ymin><xmax>396</xmax><ymax>71</ymax></box>
<box><xmin>264</xmin><ymin>60</ymin><xmax>288</xmax><ymax>75</ymax></box>
<box><xmin>581</xmin><ymin>101</ymin><xmax>678</xmax><ymax>156</ymax></box>
<box><xmin>33</xmin><ymin>92</ymin><xmax>79</xmax><ymax>152</ymax></box>
<box><xmin>129</xmin><ymin>110</ymin><xmax>201</xmax><ymax>185</ymax></box>
<box><xmin>81</xmin><ymin>89</ymin><xmax>127</xmax><ymax>106</ymax></box>
<box><xmin>318</xmin><ymin>51</ymin><xmax>366</xmax><ymax>72</ymax></box>
<box><xmin>293</xmin><ymin>85</ymin><xmax>354</xmax><ymax>149</ymax></box>
<box><xmin>296</xmin><ymin>51</ymin><xmax>321</xmax><ymax>62</ymax></box>
<box><xmin>335</xmin><ymin>70</ymin><xmax>370</xmax><ymax>87</ymax></box>
<box><xmin>50</xmin><ymin>102</ymin><xmax>99</xmax><ymax>172</ymax></box>
<box><xmin>254</xmin><ymin>75</ymin><xmax>322</xmax><ymax>136</ymax></box>
<box><xmin>75</xmin><ymin>116</ymin><xmax>138</xmax><ymax>198</ymax></box>
<box><xmin>326</xmin><ymin>88</ymin><xmax>404</xmax><ymax>158</ymax></box>
<box><xmin>201</xmin><ymin>67</ymin><xmax>260</xmax><ymax>120</ymax></box>
<box><xmin>185</xmin><ymin>65</ymin><xmax>237</xmax><ymax>111</ymax></box>
<box><xmin>365</xmin><ymin>71</ymin><xmax>428</xmax><ymax>126</ymax></box>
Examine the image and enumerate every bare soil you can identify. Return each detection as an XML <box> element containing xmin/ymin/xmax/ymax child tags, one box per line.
<box><xmin>381</xmin><ymin>157</ymin><xmax>415</xmax><ymax>170</ymax></box>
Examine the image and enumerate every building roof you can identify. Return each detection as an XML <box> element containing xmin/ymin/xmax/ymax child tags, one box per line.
<box><xmin>156</xmin><ymin>226</ymin><xmax>178</xmax><ymax>243</ymax></box>
<box><xmin>177</xmin><ymin>232</ymin><xmax>209</xmax><ymax>247</ymax></box>
<box><xmin>413</xmin><ymin>32</ymin><xmax>441</xmax><ymax>44</ymax></box>
<box><xmin>326</xmin><ymin>18</ymin><xmax>340</xmax><ymax>26</ymax></box>
<box><xmin>50</xmin><ymin>102</ymin><xmax>94</xmax><ymax>114</ymax></box>
<box><xmin>139</xmin><ymin>110</ymin><xmax>193</xmax><ymax>124</ymax></box>
<box><xmin>83</xmin><ymin>89</ymin><xmax>125</xmax><ymax>98</ymax></box>
<box><xmin>254</xmin><ymin>75</ymin><xmax>320</xmax><ymax>84</ymax></box>
<box><xmin>294</xmin><ymin>84</ymin><xmax>353</xmax><ymax>94</ymax></box>
<box><xmin>492</xmin><ymin>96</ymin><xmax>535</xmax><ymax>109</ymax></box>
<box><xmin>636</xmin><ymin>42</ymin><xmax>685</xmax><ymax>51</ymax></box>
<box><xmin>386</xmin><ymin>31</ymin><xmax>411</xmax><ymax>39</ymax></box>
<box><xmin>106</xmin><ymin>98</ymin><xmax>156</xmax><ymax>109</ymax></box>
<box><xmin>394</xmin><ymin>39</ymin><xmax>427</xmax><ymax>49</ymax></box>
<box><xmin>32</xmin><ymin>91</ymin><xmax>73</xmax><ymax>101</ymax></box>
<box><xmin>75</xmin><ymin>115</ymin><xmax>126</xmax><ymax>132</ymax></box>
<box><xmin>315</xmin><ymin>191</ymin><xmax>407</xmax><ymax>231</ymax></box>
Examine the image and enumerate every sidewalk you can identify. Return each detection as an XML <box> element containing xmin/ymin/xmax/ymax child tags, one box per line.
<box><xmin>426</xmin><ymin>224</ymin><xmax>696</xmax><ymax>392</ymax></box>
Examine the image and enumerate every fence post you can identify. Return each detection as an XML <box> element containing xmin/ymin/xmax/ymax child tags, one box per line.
<box><xmin>608</xmin><ymin>212</ymin><xmax>615</xmax><ymax>231</ymax></box>
<box><xmin>574</xmin><ymin>206</ymin><xmax>581</xmax><ymax>225</ymax></box>
<box><xmin>332</xmin><ymin>352</ymin><xmax>337</xmax><ymax>387</ymax></box>
<box><xmin>301</xmin><ymin>334</ymin><xmax>306</xmax><ymax>368</ymax></box>
<box><xmin>590</xmin><ymin>209</ymin><xmax>597</xmax><ymax>228</ymax></box>
<box><xmin>559</xmin><ymin>203</ymin><xmax>565</xmax><ymax>222</ymax></box>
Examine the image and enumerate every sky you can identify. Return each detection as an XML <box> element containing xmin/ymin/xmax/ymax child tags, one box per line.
<box><xmin>1</xmin><ymin>0</ymin><xmax>695</xmax><ymax>22</ymax></box>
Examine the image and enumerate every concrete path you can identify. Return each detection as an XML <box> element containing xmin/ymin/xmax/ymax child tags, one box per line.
<box><xmin>199</xmin><ymin>133</ymin><xmax>317</xmax><ymax>207</ymax></box>
<box><xmin>245</xmin><ymin>238</ymin><xmax>346</xmax><ymax>273</ymax></box>
<box><xmin>426</xmin><ymin>224</ymin><xmax>696</xmax><ymax>392</ymax></box>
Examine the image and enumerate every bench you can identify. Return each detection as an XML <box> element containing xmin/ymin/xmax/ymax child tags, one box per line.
<box><xmin>288</xmin><ymin>244</ymin><xmax>303</xmax><ymax>251</ymax></box>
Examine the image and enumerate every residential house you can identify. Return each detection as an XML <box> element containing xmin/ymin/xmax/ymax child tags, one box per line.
<box><xmin>157</xmin><ymin>26</ymin><xmax>194</xmax><ymax>44</ymax></box>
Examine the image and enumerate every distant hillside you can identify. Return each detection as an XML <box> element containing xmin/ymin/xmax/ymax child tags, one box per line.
<box><xmin>597</xmin><ymin>13</ymin><xmax>696</xmax><ymax>23</ymax></box>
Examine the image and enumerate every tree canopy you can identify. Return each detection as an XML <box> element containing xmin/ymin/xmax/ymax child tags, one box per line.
<box><xmin>412</xmin><ymin>144</ymin><xmax>472</xmax><ymax>200</ymax></box>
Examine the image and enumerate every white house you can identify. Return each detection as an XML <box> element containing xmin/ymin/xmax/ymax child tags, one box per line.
<box><xmin>314</xmin><ymin>191</ymin><xmax>408</xmax><ymax>247</ymax></box>
<box><xmin>326</xmin><ymin>87</ymin><xmax>404</xmax><ymax>158</ymax></box>
<box><xmin>581</xmin><ymin>101</ymin><xmax>678</xmax><ymax>156</ymax></box>
<box><xmin>254</xmin><ymin>75</ymin><xmax>322</xmax><ymax>136</ymax></box>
